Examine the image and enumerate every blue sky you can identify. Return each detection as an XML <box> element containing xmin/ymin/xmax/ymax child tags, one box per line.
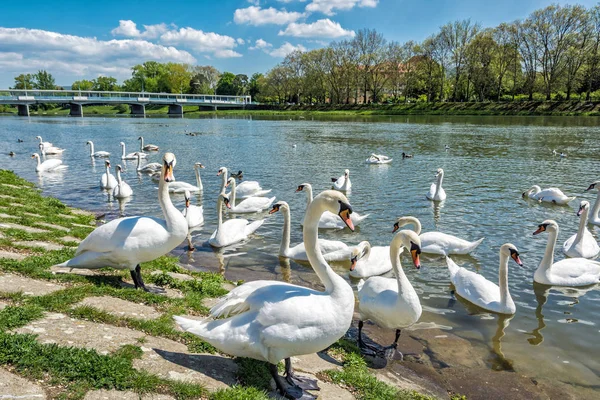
<box><xmin>0</xmin><ymin>0</ymin><xmax>596</xmax><ymax>88</ymax></box>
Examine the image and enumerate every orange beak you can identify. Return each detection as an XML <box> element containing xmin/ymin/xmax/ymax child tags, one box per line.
<box><xmin>511</xmin><ymin>253</ymin><xmax>523</xmax><ymax>266</ymax></box>
<box><xmin>217</xmin><ymin>170</ymin><xmax>222</xmax><ymax>176</ymax></box>
<box><xmin>185</xmin><ymin>198</ymin><xmax>190</xmax><ymax>208</ymax></box>
<box><xmin>533</xmin><ymin>226</ymin><xmax>545</xmax><ymax>235</ymax></box>
<box><xmin>164</xmin><ymin>164</ymin><xmax>174</xmax><ymax>182</ymax></box>
<box><xmin>339</xmin><ymin>209</ymin><xmax>354</xmax><ymax>231</ymax></box>
<box><xmin>350</xmin><ymin>256</ymin><xmax>357</xmax><ymax>271</ymax></box>
<box><xmin>269</xmin><ymin>206</ymin><xmax>279</xmax><ymax>215</ymax></box>
<box><xmin>411</xmin><ymin>249</ymin><xmax>421</xmax><ymax>269</ymax></box>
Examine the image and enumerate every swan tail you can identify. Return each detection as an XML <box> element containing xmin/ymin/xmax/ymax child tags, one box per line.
<box><xmin>51</xmin><ymin>251</ymin><xmax>110</xmax><ymax>270</ymax></box>
<box><xmin>244</xmin><ymin>220</ymin><xmax>264</xmax><ymax>236</ymax></box>
<box><xmin>564</xmin><ymin>196</ymin><xmax>576</xmax><ymax>204</ymax></box>
<box><xmin>210</xmin><ymin>298</ymin><xmax>251</xmax><ymax>319</ymax></box>
<box><xmin>354</xmin><ymin>213</ymin><xmax>370</xmax><ymax>223</ymax></box>
<box><xmin>459</xmin><ymin>237</ymin><xmax>485</xmax><ymax>255</ymax></box>
<box><xmin>446</xmin><ymin>256</ymin><xmax>459</xmax><ymax>278</ymax></box>
<box><xmin>356</xmin><ymin>278</ymin><xmax>366</xmax><ymax>292</ymax></box>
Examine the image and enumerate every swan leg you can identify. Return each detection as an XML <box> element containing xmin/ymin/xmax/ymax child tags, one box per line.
<box><xmin>187</xmin><ymin>234</ymin><xmax>195</xmax><ymax>251</ymax></box>
<box><xmin>135</xmin><ymin>265</ymin><xmax>150</xmax><ymax>292</ymax></box>
<box><xmin>130</xmin><ymin>269</ymin><xmax>140</xmax><ymax>289</ymax></box>
<box><xmin>357</xmin><ymin>320</ymin><xmax>382</xmax><ymax>357</ymax></box>
<box><xmin>284</xmin><ymin>358</ymin><xmax>320</xmax><ymax>390</ymax></box>
<box><xmin>269</xmin><ymin>363</ymin><xmax>316</xmax><ymax>399</ymax></box>
<box><xmin>383</xmin><ymin>329</ymin><xmax>404</xmax><ymax>361</ymax></box>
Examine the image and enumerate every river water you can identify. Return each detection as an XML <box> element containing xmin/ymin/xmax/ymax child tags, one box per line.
<box><xmin>1</xmin><ymin>114</ymin><xmax>599</xmax><ymax>392</ymax></box>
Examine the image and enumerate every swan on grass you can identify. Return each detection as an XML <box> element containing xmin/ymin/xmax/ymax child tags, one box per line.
<box><xmin>365</xmin><ymin>154</ymin><xmax>392</xmax><ymax>164</ymax></box>
<box><xmin>217</xmin><ymin>167</ymin><xmax>271</xmax><ymax>198</ymax></box>
<box><xmin>138</xmin><ymin>136</ymin><xmax>159</xmax><ymax>152</ymax></box>
<box><xmin>39</xmin><ymin>143</ymin><xmax>65</xmax><ymax>155</ymax></box>
<box><xmin>112</xmin><ymin>165</ymin><xmax>133</xmax><ymax>199</ymax></box>
<box><xmin>331</xmin><ymin>169</ymin><xmax>351</xmax><ymax>191</ymax></box>
<box><xmin>168</xmin><ymin>163</ymin><xmax>205</xmax><ymax>193</ymax></box>
<box><xmin>426</xmin><ymin>168</ymin><xmax>446</xmax><ymax>201</ymax></box>
<box><xmin>563</xmin><ymin>201</ymin><xmax>600</xmax><ymax>258</ymax></box>
<box><xmin>349</xmin><ymin>241</ymin><xmax>391</xmax><ymax>279</ymax></box>
<box><xmin>296</xmin><ymin>183</ymin><xmax>369</xmax><ymax>229</ymax></box>
<box><xmin>100</xmin><ymin>160</ymin><xmax>118</xmax><ymax>190</ymax></box>
<box><xmin>53</xmin><ymin>153</ymin><xmax>188</xmax><ymax>291</ymax></box>
<box><xmin>208</xmin><ymin>193</ymin><xmax>264</xmax><ymax>248</ymax></box>
<box><xmin>356</xmin><ymin>229</ymin><xmax>422</xmax><ymax>359</ymax></box>
<box><xmin>136</xmin><ymin>152</ymin><xmax>161</xmax><ymax>174</ymax></box>
<box><xmin>31</xmin><ymin>153</ymin><xmax>65</xmax><ymax>172</ymax></box>
<box><xmin>86</xmin><ymin>141</ymin><xmax>110</xmax><ymax>158</ymax></box>
<box><xmin>447</xmin><ymin>244</ymin><xmax>522</xmax><ymax>315</ymax></box>
<box><xmin>522</xmin><ymin>185</ymin><xmax>575</xmax><ymax>205</ymax></box>
<box><xmin>533</xmin><ymin>220</ymin><xmax>600</xmax><ymax>286</ymax></box>
<box><xmin>36</xmin><ymin>135</ymin><xmax>53</xmax><ymax>148</ymax></box>
<box><xmin>120</xmin><ymin>142</ymin><xmax>147</xmax><ymax>160</ymax></box>
<box><xmin>226</xmin><ymin>177</ymin><xmax>275</xmax><ymax>213</ymax></box>
<box><xmin>585</xmin><ymin>181</ymin><xmax>600</xmax><ymax>226</ymax></box>
<box><xmin>175</xmin><ymin>190</ymin><xmax>356</xmax><ymax>399</ymax></box>
<box><xmin>182</xmin><ymin>189</ymin><xmax>204</xmax><ymax>251</ymax></box>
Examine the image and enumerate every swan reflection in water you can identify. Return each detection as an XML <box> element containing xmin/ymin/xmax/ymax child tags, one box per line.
<box><xmin>36</xmin><ymin>169</ymin><xmax>67</xmax><ymax>188</ymax></box>
<box><xmin>431</xmin><ymin>200</ymin><xmax>444</xmax><ymax>225</ymax></box>
<box><xmin>278</xmin><ymin>257</ymin><xmax>292</xmax><ymax>283</ymax></box>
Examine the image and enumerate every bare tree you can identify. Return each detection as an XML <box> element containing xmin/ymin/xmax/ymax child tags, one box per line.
<box><xmin>440</xmin><ymin>19</ymin><xmax>480</xmax><ymax>101</ymax></box>
<box><xmin>353</xmin><ymin>29</ymin><xmax>387</xmax><ymax>103</ymax></box>
<box><xmin>586</xmin><ymin>4</ymin><xmax>600</xmax><ymax>100</ymax></box>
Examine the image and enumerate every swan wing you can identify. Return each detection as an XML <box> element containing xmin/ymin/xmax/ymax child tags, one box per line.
<box><xmin>426</xmin><ymin>182</ymin><xmax>436</xmax><ymax>199</ymax></box>
<box><xmin>350</xmin><ymin>246</ymin><xmax>392</xmax><ymax>278</ymax></box>
<box><xmin>42</xmin><ymin>159</ymin><xmax>63</xmax><ymax>171</ymax></box>
<box><xmin>233</xmin><ymin>197</ymin><xmax>276</xmax><ymax>213</ymax></box>
<box><xmin>421</xmin><ymin>232</ymin><xmax>483</xmax><ymax>255</ymax></box>
<box><xmin>542</xmin><ymin>259</ymin><xmax>600</xmax><ymax>286</ymax></box>
<box><xmin>450</xmin><ymin>263</ymin><xmax>501</xmax><ymax>307</ymax></box>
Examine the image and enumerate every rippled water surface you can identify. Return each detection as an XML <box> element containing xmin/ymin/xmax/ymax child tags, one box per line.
<box><xmin>1</xmin><ymin>115</ymin><xmax>599</xmax><ymax>390</ymax></box>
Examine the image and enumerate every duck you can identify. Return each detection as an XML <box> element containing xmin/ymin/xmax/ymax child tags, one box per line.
<box><xmin>402</xmin><ymin>152</ymin><xmax>413</xmax><ymax>159</ymax></box>
<box><xmin>31</xmin><ymin>153</ymin><xmax>65</xmax><ymax>172</ymax></box>
<box><xmin>135</xmin><ymin>152</ymin><xmax>162</xmax><ymax>174</ymax></box>
<box><xmin>100</xmin><ymin>160</ymin><xmax>118</xmax><ymax>190</ymax></box>
<box><xmin>231</xmin><ymin>170</ymin><xmax>244</xmax><ymax>179</ymax></box>
<box><xmin>112</xmin><ymin>165</ymin><xmax>133</xmax><ymax>199</ymax></box>
<box><xmin>447</xmin><ymin>244</ymin><xmax>522</xmax><ymax>315</ymax></box>
<box><xmin>208</xmin><ymin>193</ymin><xmax>264</xmax><ymax>248</ymax></box>
<box><xmin>174</xmin><ymin>190</ymin><xmax>356</xmax><ymax>399</ymax></box>
<box><xmin>563</xmin><ymin>201</ymin><xmax>600</xmax><ymax>258</ymax></box>
<box><xmin>331</xmin><ymin>169</ymin><xmax>351</xmax><ymax>191</ymax></box>
<box><xmin>533</xmin><ymin>220</ymin><xmax>600</xmax><ymax>286</ymax></box>
<box><xmin>36</xmin><ymin>135</ymin><xmax>53</xmax><ymax>148</ymax></box>
<box><xmin>349</xmin><ymin>241</ymin><xmax>391</xmax><ymax>279</ymax></box>
<box><xmin>585</xmin><ymin>181</ymin><xmax>600</xmax><ymax>226</ymax></box>
<box><xmin>218</xmin><ymin>167</ymin><xmax>271</xmax><ymax>198</ymax></box>
<box><xmin>52</xmin><ymin>153</ymin><xmax>188</xmax><ymax>291</ymax></box>
<box><xmin>120</xmin><ymin>142</ymin><xmax>147</xmax><ymax>160</ymax></box>
<box><xmin>8</xmin><ymin>151</ymin><xmax>15</xmax><ymax>157</ymax></box>
<box><xmin>138</xmin><ymin>136</ymin><xmax>159</xmax><ymax>152</ymax></box>
<box><xmin>426</xmin><ymin>168</ymin><xmax>446</xmax><ymax>201</ymax></box>
<box><xmin>269</xmin><ymin>201</ymin><xmax>358</xmax><ymax>262</ymax></box>
<box><xmin>17</xmin><ymin>139</ymin><xmax>24</xmax><ymax>143</ymax></box>
<box><xmin>356</xmin><ymin>229</ymin><xmax>422</xmax><ymax>359</ymax></box>
<box><xmin>522</xmin><ymin>185</ymin><xmax>575</xmax><ymax>205</ymax></box>
<box><xmin>393</xmin><ymin>216</ymin><xmax>484</xmax><ymax>256</ymax></box>
<box><xmin>182</xmin><ymin>190</ymin><xmax>204</xmax><ymax>251</ymax></box>
<box><xmin>365</xmin><ymin>154</ymin><xmax>392</xmax><ymax>164</ymax></box>
<box><xmin>296</xmin><ymin>183</ymin><xmax>369</xmax><ymax>229</ymax></box>
<box><xmin>39</xmin><ymin>143</ymin><xmax>65</xmax><ymax>155</ymax></box>
<box><xmin>226</xmin><ymin>177</ymin><xmax>276</xmax><ymax>213</ymax></box>
<box><xmin>86</xmin><ymin>141</ymin><xmax>111</xmax><ymax>158</ymax></box>
<box><xmin>168</xmin><ymin>163</ymin><xmax>205</xmax><ymax>193</ymax></box>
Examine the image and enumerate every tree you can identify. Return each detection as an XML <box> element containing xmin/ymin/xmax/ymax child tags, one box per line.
<box><xmin>13</xmin><ymin>74</ymin><xmax>35</xmax><ymax>90</ymax></box>
<box><xmin>353</xmin><ymin>28</ymin><xmax>387</xmax><ymax>103</ymax></box>
<box><xmin>248</xmin><ymin>73</ymin><xmax>265</xmax><ymax>100</ymax></box>
<box><xmin>191</xmin><ymin>66</ymin><xmax>220</xmax><ymax>91</ymax></box>
<box><xmin>33</xmin><ymin>70</ymin><xmax>56</xmax><ymax>90</ymax></box>
<box><xmin>466</xmin><ymin>30</ymin><xmax>496</xmax><ymax>101</ymax></box>
<box><xmin>585</xmin><ymin>4</ymin><xmax>600</xmax><ymax>100</ymax></box>
<box><xmin>189</xmin><ymin>73</ymin><xmax>212</xmax><ymax>94</ymax></box>
<box><xmin>233</xmin><ymin>74</ymin><xmax>249</xmax><ymax>95</ymax></box>
<box><xmin>71</xmin><ymin>79</ymin><xmax>94</xmax><ymax>91</ymax></box>
<box><xmin>216</xmin><ymin>72</ymin><xmax>237</xmax><ymax>95</ymax></box>
<box><xmin>93</xmin><ymin>76</ymin><xmax>119</xmax><ymax>92</ymax></box>
<box><xmin>440</xmin><ymin>20</ymin><xmax>480</xmax><ymax>101</ymax></box>
<box><xmin>492</xmin><ymin>23</ymin><xmax>519</xmax><ymax>100</ymax></box>
<box><xmin>157</xmin><ymin>63</ymin><xmax>192</xmax><ymax>93</ymax></box>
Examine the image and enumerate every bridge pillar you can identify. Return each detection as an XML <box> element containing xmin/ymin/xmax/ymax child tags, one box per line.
<box><xmin>17</xmin><ymin>104</ymin><xmax>30</xmax><ymax>117</ymax></box>
<box><xmin>69</xmin><ymin>103</ymin><xmax>83</xmax><ymax>117</ymax></box>
<box><xmin>130</xmin><ymin>104</ymin><xmax>145</xmax><ymax>117</ymax></box>
<box><xmin>168</xmin><ymin>104</ymin><xmax>183</xmax><ymax>117</ymax></box>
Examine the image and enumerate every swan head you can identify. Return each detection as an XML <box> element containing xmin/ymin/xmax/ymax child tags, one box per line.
<box><xmin>119</xmin><ymin>142</ymin><xmax>125</xmax><ymax>147</ymax></box>
<box><xmin>86</xmin><ymin>141</ymin><xmax>92</xmax><ymax>146</ymax></box>
<box><xmin>226</xmin><ymin>177</ymin><xmax>235</xmax><ymax>187</ymax></box>
<box><xmin>36</xmin><ymin>136</ymin><xmax>42</xmax><ymax>141</ymax></box>
<box><xmin>585</xmin><ymin>181</ymin><xmax>600</xmax><ymax>192</ymax></box>
<box><xmin>269</xmin><ymin>201</ymin><xmax>289</xmax><ymax>215</ymax></box>
<box><xmin>116</xmin><ymin>165</ymin><xmax>124</xmax><ymax>173</ymax></box>
<box><xmin>194</xmin><ymin>162</ymin><xmax>205</xmax><ymax>169</ymax></box>
<box><xmin>395</xmin><ymin>230</ymin><xmax>422</xmax><ymax>269</ymax></box>
<box><xmin>314</xmin><ymin>190</ymin><xmax>354</xmax><ymax>231</ymax></box>
<box><xmin>344</xmin><ymin>169</ymin><xmax>350</xmax><ymax>177</ymax></box>
<box><xmin>137</xmin><ymin>136</ymin><xmax>142</xmax><ymax>140</ymax></box>
<box><xmin>217</xmin><ymin>167</ymin><xmax>227</xmax><ymax>176</ymax></box>
<box><xmin>162</xmin><ymin>153</ymin><xmax>176</xmax><ymax>182</ymax></box>
<box><xmin>577</xmin><ymin>201</ymin><xmax>590</xmax><ymax>217</ymax></box>
<box><xmin>184</xmin><ymin>190</ymin><xmax>191</xmax><ymax>207</ymax></box>
<box><xmin>104</xmin><ymin>160</ymin><xmax>111</xmax><ymax>169</ymax></box>
<box><xmin>349</xmin><ymin>241</ymin><xmax>371</xmax><ymax>271</ymax></box>
<box><xmin>392</xmin><ymin>216</ymin><xmax>420</xmax><ymax>233</ymax></box>
<box><xmin>533</xmin><ymin>219</ymin><xmax>558</xmax><ymax>235</ymax></box>
<box><xmin>31</xmin><ymin>153</ymin><xmax>40</xmax><ymax>160</ymax></box>
<box><xmin>296</xmin><ymin>183</ymin><xmax>311</xmax><ymax>192</ymax></box>
<box><xmin>435</xmin><ymin>168</ymin><xmax>444</xmax><ymax>177</ymax></box>
<box><xmin>500</xmin><ymin>243</ymin><xmax>523</xmax><ymax>267</ymax></box>
<box><xmin>219</xmin><ymin>193</ymin><xmax>232</xmax><ymax>209</ymax></box>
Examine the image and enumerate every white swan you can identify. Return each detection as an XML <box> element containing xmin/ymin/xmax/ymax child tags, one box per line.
<box><xmin>217</xmin><ymin>167</ymin><xmax>271</xmax><ymax>198</ymax></box>
<box><xmin>394</xmin><ymin>216</ymin><xmax>484</xmax><ymax>256</ymax></box>
<box><xmin>426</xmin><ymin>168</ymin><xmax>446</xmax><ymax>201</ymax></box>
<box><xmin>208</xmin><ymin>194</ymin><xmax>264</xmax><ymax>248</ymax></box>
<box><xmin>168</xmin><ymin>163</ymin><xmax>204</xmax><ymax>193</ymax></box>
<box><xmin>522</xmin><ymin>185</ymin><xmax>575</xmax><ymax>205</ymax></box>
<box><xmin>269</xmin><ymin>201</ymin><xmax>357</xmax><ymax>262</ymax></box>
<box><xmin>227</xmin><ymin>178</ymin><xmax>276</xmax><ymax>214</ymax></box>
<box><xmin>365</xmin><ymin>154</ymin><xmax>392</xmax><ymax>164</ymax></box>
<box><xmin>349</xmin><ymin>241</ymin><xmax>392</xmax><ymax>279</ymax></box>
<box><xmin>331</xmin><ymin>169</ymin><xmax>351</xmax><ymax>191</ymax></box>
<box><xmin>138</xmin><ymin>136</ymin><xmax>159</xmax><ymax>152</ymax></box>
<box><xmin>39</xmin><ymin>143</ymin><xmax>65</xmax><ymax>155</ymax></box>
<box><xmin>120</xmin><ymin>142</ymin><xmax>146</xmax><ymax>160</ymax></box>
<box><xmin>356</xmin><ymin>229</ymin><xmax>422</xmax><ymax>358</ymax></box>
<box><xmin>563</xmin><ymin>201</ymin><xmax>600</xmax><ymax>258</ymax></box>
<box><xmin>296</xmin><ymin>183</ymin><xmax>369</xmax><ymax>229</ymax></box>
<box><xmin>112</xmin><ymin>165</ymin><xmax>133</xmax><ymax>199</ymax></box>
<box><xmin>447</xmin><ymin>244</ymin><xmax>522</xmax><ymax>315</ymax></box>
<box><xmin>136</xmin><ymin>152</ymin><xmax>161</xmax><ymax>174</ymax></box>
<box><xmin>182</xmin><ymin>190</ymin><xmax>204</xmax><ymax>251</ymax></box>
<box><xmin>36</xmin><ymin>135</ymin><xmax>53</xmax><ymax>148</ymax></box>
<box><xmin>174</xmin><ymin>190</ymin><xmax>356</xmax><ymax>399</ymax></box>
<box><xmin>86</xmin><ymin>141</ymin><xmax>110</xmax><ymax>158</ymax></box>
<box><xmin>585</xmin><ymin>181</ymin><xmax>600</xmax><ymax>226</ymax></box>
<box><xmin>31</xmin><ymin>153</ymin><xmax>64</xmax><ymax>172</ymax></box>
<box><xmin>53</xmin><ymin>153</ymin><xmax>188</xmax><ymax>291</ymax></box>
<box><xmin>100</xmin><ymin>160</ymin><xmax>118</xmax><ymax>190</ymax></box>
<box><xmin>533</xmin><ymin>220</ymin><xmax>600</xmax><ymax>286</ymax></box>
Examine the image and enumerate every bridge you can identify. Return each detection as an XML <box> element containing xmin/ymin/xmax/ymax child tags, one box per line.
<box><xmin>0</xmin><ymin>89</ymin><xmax>251</xmax><ymax>117</ymax></box>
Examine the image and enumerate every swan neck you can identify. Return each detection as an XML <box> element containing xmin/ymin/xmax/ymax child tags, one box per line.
<box><xmin>116</xmin><ymin>169</ymin><xmax>122</xmax><ymax>184</ymax></box>
<box><xmin>403</xmin><ymin>217</ymin><xmax>422</xmax><ymax>235</ymax></box>
<box><xmin>540</xmin><ymin>228</ymin><xmax>558</xmax><ymax>272</ymax></box>
<box><xmin>592</xmin><ymin>192</ymin><xmax>600</xmax><ymax>221</ymax></box>
<box><xmin>158</xmin><ymin>173</ymin><xmax>179</xmax><ymax>232</ymax></box>
<box><xmin>139</xmin><ymin>137</ymin><xmax>144</xmax><ymax>151</ymax></box>
<box><xmin>305</xmin><ymin>186</ymin><xmax>313</xmax><ymax>207</ymax></box>
<box><xmin>498</xmin><ymin>252</ymin><xmax>511</xmax><ymax>307</ymax></box>
<box><xmin>575</xmin><ymin>207</ymin><xmax>588</xmax><ymax>242</ymax></box>
<box><xmin>136</xmin><ymin>155</ymin><xmax>141</xmax><ymax>169</ymax></box>
<box><xmin>121</xmin><ymin>145</ymin><xmax>125</xmax><ymax>158</ymax></box>
<box><xmin>89</xmin><ymin>142</ymin><xmax>94</xmax><ymax>156</ymax></box>
<box><xmin>436</xmin><ymin>173</ymin><xmax>444</xmax><ymax>196</ymax></box>
<box><xmin>219</xmin><ymin>170</ymin><xmax>228</xmax><ymax>194</ymax></box>
<box><xmin>389</xmin><ymin>234</ymin><xmax>411</xmax><ymax>296</ymax></box>
<box><xmin>280</xmin><ymin>206</ymin><xmax>291</xmax><ymax>256</ymax></box>
<box><xmin>229</xmin><ymin>180</ymin><xmax>237</xmax><ymax>204</ymax></box>
<box><xmin>195</xmin><ymin>168</ymin><xmax>203</xmax><ymax>190</ymax></box>
<box><xmin>216</xmin><ymin>197</ymin><xmax>223</xmax><ymax>228</ymax></box>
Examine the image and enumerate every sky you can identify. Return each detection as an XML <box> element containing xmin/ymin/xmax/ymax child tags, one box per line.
<box><xmin>0</xmin><ymin>0</ymin><xmax>597</xmax><ymax>88</ymax></box>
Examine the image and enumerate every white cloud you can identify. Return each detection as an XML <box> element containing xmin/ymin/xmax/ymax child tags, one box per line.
<box><xmin>279</xmin><ymin>19</ymin><xmax>355</xmax><ymax>38</ymax></box>
<box><xmin>234</xmin><ymin>6</ymin><xmax>304</xmax><ymax>26</ymax></box>
<box><xmin>249</xmin><ymin>38</ymin><xmax>273</xmax><ymax>50</ymax></box>
<box><xmin>111</xmin><ymin>20</ymin><xmax>170</xmax><ymax>39</ymax></box>
<box><xmin>305</xmin><ymin>0</ymin><xmax>378</xmax><ymax>16</ymax></box>
<box><xmin>268</xmin><ymin>42</ymin><xmax>306</xmax><ymax>57</ymax></box>
<box><xmin>160</xmin><ymin>28</ymin><xmax>241</xmax><ymax>58</ymax></box>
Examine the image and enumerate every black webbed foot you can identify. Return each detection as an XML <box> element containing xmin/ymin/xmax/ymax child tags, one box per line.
<box><xmin>286</xmin><ymin>372</ymin><xmax>320</xmax><ymax>390</ymax></box>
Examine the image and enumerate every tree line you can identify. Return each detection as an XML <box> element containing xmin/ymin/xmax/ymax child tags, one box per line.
<box><xmin>9</xmin><ymin>4</ymin><xmax>600</xmax><ymax>104</ymax></box>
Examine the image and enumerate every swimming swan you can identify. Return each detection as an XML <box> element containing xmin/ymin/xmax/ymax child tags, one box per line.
<box><xmin>331</xmin><ymin>169</ymin><xmax>351</xmax><ymax>191</ymax></box>
<box><xmin>136</xmin><ymin>152</ymin><xmax>161</xmax><ymax>174</ymax></box>
<box><xmin>36</xmin><ymin>135</ymin><xmax>53</xmax><ymax>148</ymax></box>
<box><xmin>426</xmin><ymin>168</ymin><xmax>446</xmax><ymax>201</ymax></box>
<box><xmin>356</xmin><ymin>229</ymin><xmax>422</xmax><ymax>359</ymax></box>
<box><xmin>182</xmin><ymin>189</ymin><xmax>204</xmax><ymax>250</ymax></box>
<box><xmin>86</xmin><ymin>141</ymin><xmax>110</xmax><ymax>158</ymax></box>
<box><xmin>296</xmin><ymin>183</ymin><xmax>368</xmax><ymax>229</ymax></box>
<box><xmin>522</xmin><ymin>185</ymin><xmax>575</xmax><ymax>205</ymax></box>
<box><xmin>138</xmin><ymin>136</ymin><xmax>159</xmax><ymax>152</ymax></box>
<box><xmin>563</xmin><ymin>201</ymin><xmax>600</xmax><ymax>258</ymax></box>
<box><xmin>217</xmin><ymin>167</ymin><xmax>271</xmax><ymax>198</ymax></box>
<box><xmin>169</xmin><ymin>163</ymin><xmax>205</xmax><ymax>193</ymax></box>
<box><xmin>31</xmin><ymin>153</ymin><xmax>64</xmax><ymax>172</ymax></box>
<box><xmin>208</xmin><ymin>194</ymin><xmax>263</xmax><ymax>248</ymax></box>
<box><xmin>226</xmin><ymin>177</ymin><xmax>276</xmax><ymax>213</ymax></box>
<box><xmin>349</xmin><ymin>241</ymin><xmax>392</xmax><ymax>279</ymax></box>
<box><xmin>174</xmin><ymin>190</ymin><xmax>356</xmax><ymax>399</ymax></box>
<box><xmin>112</xmin><ymin>165</ymin><xmax>133</xmax><ymax>199</ymax></box>
<box><xmin>585</xmin><ymin>181</ymin><xmax>600</xmax><ymax>226</ymax></box>
<box><xmin>39</xmin><ymin>143</ymin><xmax>65</xmax><ymax>155</ymax></box>
<box><xmin>533</xmin><ymin>220</ymin><xmax>600</xmax><ymax>286</ymax></box>
<box><xmin>53</xmin><ymin>153</ymin><xmax>188</xmax><ymax>291</ymax></box>
<box><xmin>447</xmin><ymin>244</ymin><xmax>522</xmax><ymax>315</ymax></box>
<box><xmin>365</xmin><ymin>154</ymin><xmax>392</xmax><ymax>164</ymax></box>
<box><xmin>100</xmin><ymin>160</ymin><xmax>118</xmax><ymax>190</ymax></box>
<box><xmin>120</xmin><ymin>142</ymin><xmax>146</xmax><ymax>160</ymax></box>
